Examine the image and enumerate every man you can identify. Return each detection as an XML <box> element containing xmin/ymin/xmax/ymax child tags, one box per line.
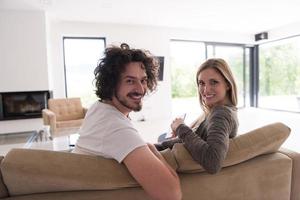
<box><xmin>74</xmin><ymin>43</ymin><xmax>182</xmax><ymax>200</ymax></box>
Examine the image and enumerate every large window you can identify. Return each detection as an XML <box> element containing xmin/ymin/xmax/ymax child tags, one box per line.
<box><xmin>63</xmin><ymin>37</ymin><xmax>105</xmax><ymax>107</ymax></box>
<box><xmin>259</xmin><ymin>36</ymin><xmax>300</xmax><ymax>112</ymax></box>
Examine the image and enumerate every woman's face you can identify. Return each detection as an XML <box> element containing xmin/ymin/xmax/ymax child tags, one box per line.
<box><xmin>197</xmin><ymin>68</ymin><xmax>230</xmax><ymax>108</ymax></box>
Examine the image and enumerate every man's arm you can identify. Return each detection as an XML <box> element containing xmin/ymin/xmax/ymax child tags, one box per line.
<box><xmin>123</xmin><ymin>145</ymin><xmax>182</xmax><ymax>200</ymax></box>
<box><xmin>147</xmin><ymin>143</ymin><xmax>178</xmax><ymax>178</ymax></box>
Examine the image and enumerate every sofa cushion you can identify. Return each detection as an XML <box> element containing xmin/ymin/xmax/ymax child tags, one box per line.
<box><xmin>172</xmin><ymin>122</ymin><xmax>291</xmax><ymax>173</ymax></box>
<box><xmin>160</xmin><ymin>148</ymin><xmax>178</xmax><ymax>170</ymax></box>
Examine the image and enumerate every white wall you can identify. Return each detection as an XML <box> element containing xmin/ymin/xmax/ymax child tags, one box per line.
<box><xmin>0</xmin><ymin>10</ymin><xmax>49</xmax><ymax>92</ymax></box>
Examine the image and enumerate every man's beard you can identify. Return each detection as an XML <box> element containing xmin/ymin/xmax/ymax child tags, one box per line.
<box><xmin>115</xmin><ymin>92</ymin><xmax>144</xmax><ymax>112</ymax></box>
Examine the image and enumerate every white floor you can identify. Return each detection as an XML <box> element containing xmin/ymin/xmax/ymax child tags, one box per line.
<box><xmin>0</xmin><ymin>107</ymin><xmax>299</xmax><ymax>156</ymax></box>
<box><xmin>237</xmin><ymin>107</ymin><xmax>300</xmax><ymax>153</ymax></box>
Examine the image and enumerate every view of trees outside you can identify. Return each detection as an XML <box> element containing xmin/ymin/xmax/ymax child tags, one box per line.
<box><xmin>259</xmin><ymin>37</ymin><xmax>300</xmax><ymax>111</ymax></box>
<box><xmin>170</xmin><ymin>41</ymin><xmax>206</xmax><ymax>98</ymax></box>
<box><xmin>63</xmin><ymin>38</ymin><xmax>105</xmax><ymax>108</ymax></box>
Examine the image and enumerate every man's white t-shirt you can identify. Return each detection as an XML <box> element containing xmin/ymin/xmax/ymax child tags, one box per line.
<box><xmin>73</xmin><ymin>101</ymin><xmax>146</xmax><ymax>163</ymax></box>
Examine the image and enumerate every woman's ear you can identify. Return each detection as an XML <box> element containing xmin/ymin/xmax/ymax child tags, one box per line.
<box><xmin>226</xmin><ymin>82</ymin><xmax>230</xmax><ymax>91</ymax></box>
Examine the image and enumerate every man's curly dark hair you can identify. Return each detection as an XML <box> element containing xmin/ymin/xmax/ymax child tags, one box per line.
<box><xmin>94</xmin><ymin>44</ymin><xmax>159</xmax><ymax>100</ymax></box>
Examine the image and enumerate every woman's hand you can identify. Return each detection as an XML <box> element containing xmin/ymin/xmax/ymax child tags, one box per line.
<box><xmin>171</xmin><ymin>118</ymin><xmax>185</xmax><ymax>135</ymax></box>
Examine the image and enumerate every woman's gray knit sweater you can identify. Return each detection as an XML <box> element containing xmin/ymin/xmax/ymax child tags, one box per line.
<box><xmin>161</xmin><ymin>105</ymin><xmax>238</xmax><ymax>174</ymax></box>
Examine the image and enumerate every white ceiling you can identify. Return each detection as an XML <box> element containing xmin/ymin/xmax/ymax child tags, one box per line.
<box><xmin>1</xmin><ymin>0</ymin><xmax>300</xmax><ymax>34</ymax></box>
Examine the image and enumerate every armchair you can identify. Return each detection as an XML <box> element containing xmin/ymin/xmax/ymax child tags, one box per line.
<box><xmin>42</xmin><ymin>98</ymin><xmax>87</xmax><ymax>138</ymax></box>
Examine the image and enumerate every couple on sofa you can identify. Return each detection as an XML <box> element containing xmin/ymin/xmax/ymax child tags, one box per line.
<box><xmin>72</xmin><ymin>43</ymin><xmax>238</xmax><ymax>200</ymax></box>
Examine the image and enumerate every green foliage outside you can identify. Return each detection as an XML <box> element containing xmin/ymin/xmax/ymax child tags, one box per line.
<box><xmin>171</xmin><ymin>59</ymin><xmax>198</xmax><ymax>98</ymax></box>
<box><xmin>171</xmin><ymin>67</ymin><xmax>198</xmax><ymax>98</ymax></box>
<box><xmin>260</xmin><ymin>44</ymin><xmax>300</xmax><ymax>96</ymax></box>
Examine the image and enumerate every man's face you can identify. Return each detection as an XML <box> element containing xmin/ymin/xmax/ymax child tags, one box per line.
<box><xmin>112</xmin><ymin>62</ymin><xmax>148</xmax><ymax>115</ymax></box>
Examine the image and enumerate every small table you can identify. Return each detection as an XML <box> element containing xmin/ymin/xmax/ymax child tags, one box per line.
<box><xmin>51</xmin><ymin>133</ymin><xmax>79</xmax><ymax>152</ymax></box>
<box><xmin>68</xmin><ymin>134</ymin><xmax>79</xmax><ymax>148</ymax></box>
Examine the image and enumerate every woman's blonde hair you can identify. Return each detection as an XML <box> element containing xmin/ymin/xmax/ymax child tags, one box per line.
<box><xmin>196</xmin><ymin>58</ymin><xmax>238</xmax><ymax>114</ymax></box>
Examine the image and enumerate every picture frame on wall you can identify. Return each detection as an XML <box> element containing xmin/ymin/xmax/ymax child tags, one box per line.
<box><xmin>157</xmin><ymin>56</ymin><xmax>164</xmax><ymax>81</ymax></box>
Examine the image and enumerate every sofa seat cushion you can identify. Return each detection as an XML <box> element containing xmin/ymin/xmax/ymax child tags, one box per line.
<box><xmin>172</xmin><ymin>122</ymin><xmax>290</xmax><ymax>173</ymax></box>
<box><xmin>56</xmin><ymin>119</ymin><xmax>83</xmax><ymax>129</ymax></box>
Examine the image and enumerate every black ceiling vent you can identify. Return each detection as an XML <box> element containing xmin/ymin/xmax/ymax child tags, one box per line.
<box><xmin>255</xmin><ymin>32</ymin><xmax>268</xmax><ymax>41</ymax></box>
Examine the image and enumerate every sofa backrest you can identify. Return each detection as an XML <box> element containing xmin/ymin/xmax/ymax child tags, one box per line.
<box><xmin>0</xmin><ymin>146</ymin><xmax>177</xmax><ymax>197</ymax></box>
<box><xmin>172</xmin><ymin>122</ymin><xmax>291</xmax><ymax>172</ymax></box>
<box><xmin>0</xmin><ymin>156</ymin><xmax>8</xmax><ymax>198</ymax></box>
<box><xmin>48</xmin><ymin>98</ymin><xmax>85</xmax><ymax>121</ymax></box>
<box><xmin>0</xmin><ymin>149</ymin><xmax>141</xmax><ymax>196</ymax></box>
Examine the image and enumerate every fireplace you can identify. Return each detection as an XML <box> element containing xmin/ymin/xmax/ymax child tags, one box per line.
<box><xmin>0</xmin><ymin>91</ymin><xmax>52</xmax><ymax>120</ymax></box>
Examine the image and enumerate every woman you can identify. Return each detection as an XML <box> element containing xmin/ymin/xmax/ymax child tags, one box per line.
<box><xmin>158</xmin><ymin>58</ymin><xmax>239</xmax><ymax>174</ymax></box>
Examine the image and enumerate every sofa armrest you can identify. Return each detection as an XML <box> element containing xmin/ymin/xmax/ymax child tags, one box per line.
<box><xmin>42</xmin><ymin>109</ymin><xmax>55</xmax><ymax>125</ymax></box>
<box><xmin>42</xmin><ymin>109</ymin><xmax>57</xmax><ymax>133</ymax></box>
<box><xmin>279</xmin><ymin>148</ymin><xmax>300</xmax><ymax>200</ymax></box>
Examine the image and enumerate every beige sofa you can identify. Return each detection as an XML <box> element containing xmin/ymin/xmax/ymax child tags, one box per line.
<box><xmin>0</xmin><ymin>122</ymin><xmax>299</xmax><ymax>200</ymax></box>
